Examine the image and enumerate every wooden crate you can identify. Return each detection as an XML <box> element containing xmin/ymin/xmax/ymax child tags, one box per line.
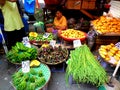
<box><xmin>65</xmin><ymin>0</ymin><xmax>96</xmax><ymax>10</ymax></box>
<box><xmin>65</xmin><ymin>0</ymin><xmax>81</xmax><ymax>10</ymax></box>
<box><xmin>94</xmin><ymin>35</ymin><xmax>120</xmax><ymax>50</ymax></box>
<box><xmin>81</xmin><ymin>1</ymin><xmax>96</xmax><ymax>9</ymax></box>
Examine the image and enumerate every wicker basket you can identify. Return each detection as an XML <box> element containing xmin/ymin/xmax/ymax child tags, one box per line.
<box><xmin>38</xmin><ymin>48</ymin><xmax>69</xmax><ymax>65</ymax></box>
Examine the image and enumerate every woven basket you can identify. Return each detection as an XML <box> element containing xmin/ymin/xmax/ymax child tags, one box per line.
<box><xmin>38</xmin><ymin>48</ymin><xmax>69</xmax><ymax>65</ymax></box>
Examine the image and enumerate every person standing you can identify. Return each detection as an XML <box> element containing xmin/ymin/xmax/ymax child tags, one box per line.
<box><xmin>0</xmin><ymin>0</ymin><xmax>25</xmax><ymax>50</ymax></box>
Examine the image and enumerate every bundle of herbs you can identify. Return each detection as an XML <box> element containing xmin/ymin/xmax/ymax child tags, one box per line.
<box><xmin>65</xmin><ymin>44</ymin><xmax>108</xmax><ymax>87</ymax></box>
<box><xmin>12</xmin><ymin>68</ymin><xmax>46</xmax><ymax>90</ymax></box>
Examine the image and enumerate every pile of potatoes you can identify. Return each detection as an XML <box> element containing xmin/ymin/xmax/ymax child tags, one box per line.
<box><xmin>99</xmin><ymin>43</ymin><xmax>120</xmax><ymax>65</ymax></box>
<box><xmin>92</xmin><ymin>16</ymin><xmax>120</xmax><ymax>34</ymax></box>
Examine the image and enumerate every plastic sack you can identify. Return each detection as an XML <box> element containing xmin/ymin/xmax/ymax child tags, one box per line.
<box><xmin>24</xmin><ymin>0</ymin><xmax>35</xmax><ymax>14</ymax></box>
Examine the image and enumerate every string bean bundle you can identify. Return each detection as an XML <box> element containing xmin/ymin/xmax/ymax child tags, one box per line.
<box><xmin>66</xmin><ymin>44</ymin><xmax>108</xmax><ymax>87</ymax></box>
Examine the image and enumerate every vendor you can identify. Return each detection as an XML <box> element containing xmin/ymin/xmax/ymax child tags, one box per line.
<box><xmin>0</xmin><ymin>0</ymin><xmax>25</xmax><ymax>50</ymax></box>
<box><xmin>46</xmin><ymin>7</ymin><xmax>67</xmax><ymax>33</ymax></box>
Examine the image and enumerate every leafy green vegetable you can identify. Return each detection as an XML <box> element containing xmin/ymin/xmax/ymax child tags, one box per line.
<box><xmin>12</xmin><ymin>68</ymin><xmax>46</xmax><ymax>90</ymax></box>
<box><xmin>65</xmin><ymin>44</ymin><xmax>108</xmax><ymax>87</ymax></box>
<box><xmin>26</xmin><ymin>83</ymin><xmax>36</xmax><ymax>90</ymax></box>
<box><xmin>29</xmin><ymin>33</ymin><xmax>54</xmax><ymax>41</ymax></box>
<box><xmin>38</xmin><ymin>70</ymin><xmax>43</xmax><ymax>77</ymax></box>
<box><xmin>35</xmin><ymin>77</ymin><xmax>46</xmax><ymax>87</ymax></box>
<box><xmin>6</xmin><ymin>42</ymin><xmax>37</xmax><ymax>63</ymax></box>
<box><xmin>30</xmin><ymin>68</ymin><xmax>37</xmax><ymax>75</ymax></box>
<box><xmin>17</xmin><ymin>80</ymin><xmax>27</xmax><ymax>90</ymax></box>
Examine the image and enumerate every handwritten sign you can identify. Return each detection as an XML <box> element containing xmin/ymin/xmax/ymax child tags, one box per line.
<box><xmin>43</xmin><ymin>33</ymin><xmax>50</xmax><ymax>38</ymax></box>
<box><xmin>22</xmin><ymin>60</ymin><xmax>30</xmax><ymax>73</ymax></box>
<box><xmin>73</xmin><ymin>40</ymin><xmax>81</xmax><ymax>48</ymax></box>
<box><xmin>22</xmin><ymin>37</ymin><xmax>31</xmax><ymax>48</ymax></box>
<box><xmin>50</xmin><ymin>40</ymin><xmax>56</xmax><ymax>48</ymax></box>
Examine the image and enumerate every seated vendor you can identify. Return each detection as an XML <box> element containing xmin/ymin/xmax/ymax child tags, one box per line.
<box><xmin>46</xmin><ymin>8</ymin><xmax>67</xmax><ymax>33</ymax></box>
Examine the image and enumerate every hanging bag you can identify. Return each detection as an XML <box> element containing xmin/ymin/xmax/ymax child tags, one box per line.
<box><xmin>24</xmin><ymin>0</ymin><xmax>35</xmax><ymax>14</ymax></box>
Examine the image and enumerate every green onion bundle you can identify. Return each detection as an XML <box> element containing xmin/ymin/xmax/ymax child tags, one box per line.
<box><xmin>66</xmin><ymin>44</ymin><xmax>108</xmax><ymax>87</ymax></box>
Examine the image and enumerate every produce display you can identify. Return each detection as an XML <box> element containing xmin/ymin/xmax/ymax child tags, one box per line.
<box><xmin>38</xmin><ymin>45</ymin><xmax>68</xmax><ymax>65</ymax></box>
<box><xmin>66</xmin><ymin>44</ymin><xmax>108</xmax><ymax>87</ymax></box>
<box><xmin>6</xmin><ymin>42</ymin><xmax>37</xmax><ymax>64</ymax></box>
<box><xmin>29</xmin><ymin>32</ymin><xmax>54</xmax><ymax>45</ymax></box>
<box><xmin>99</xmin><ymin>43</ymin><xmax>120</xmax><ymax>65</ymax></box>
<box><xmin>59</xmin><ymin>29</ymin><xmax>87</xmax><ymax>41</ymax></box>
<box><xmin>92</xmin><ymin>16</ymin><xmax>120</xmax><ymax>34</ymax></box>
<box><xmin>12</xmin><ymin>63</ymin><xmax>51</xmax><ymax>90</ymax></box>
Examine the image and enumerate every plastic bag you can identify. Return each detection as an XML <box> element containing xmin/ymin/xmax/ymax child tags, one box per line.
<box><xmin>24</xmin><ymin>0</ymin><xmax>35</xmax><ymax>14</ymax></box>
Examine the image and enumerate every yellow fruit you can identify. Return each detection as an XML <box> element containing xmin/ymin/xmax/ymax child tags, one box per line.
<box><xmin>112</xmin><ymin>47</ymin><xmax>119</xmax><ymax>52</ymax></box>
<box><xmin>114</xmin><ymin>55</ymin><xmax>119</xmax><ymax>61</ymax></box>
<box><xmin>30</xmin><ymin>60</ymin><xmax>40</xmax><ymax>67</ymax></box>
<box><xmin>108</xmin><ymin>51</ymin><xmax>114</xmax><ymax>56</ymax></box>
<box><xmin>41</xmin><ymin>44</ymin><xmax>50</xmax><ymax>48</ymax></box>
<box><xmin>29</xmin><ymin>32</ymin><xmax>38</xmax><ymax>37</ymax></box>
<box><xmin>105</xmin><ymin>57</ymin><xmax>110</xmax><ymax>61</ymax></box>
<box><xmin>100</xmin><ymin>53</ymin><xmax>106</xmax><ymax>59</ymax></box>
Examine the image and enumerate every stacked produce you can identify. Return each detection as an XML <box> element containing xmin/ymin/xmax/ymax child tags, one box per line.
<box><xmin>99</xmin><ymin>43</ymin><xmax>120</xmax><ymax>65</ymax></box>
<box><xmin>6</xmin><ymin>42</ymin><xmax>37</xmax><ymax>63</ymax></box>
<box><xmin>29</xmin><ymin>32</ymin><xmax>54</xmax><ymax>44</ymax></box>
<box><xmin>66</xmin><ymin>44</ymin><xmax>108</xmax><ymax>87</ymax></box>
<box><xmin>92</xmin><ymin>16</ymin><xmax>120</xmax><ymax>34</ymax></box>
<box><xmin>59</xmin><ymin>29</ymin><xmax>87</xmax><ymax>41</ymax></box>
<box><xmin>38</xmin><ymin>45</ymin><xmax>68</xmax><ymax>65</ymax></box>
<box><xmin>12</xmin><ymin>68</ymin><xmax>46</xmax><ymax>90</ymax></box>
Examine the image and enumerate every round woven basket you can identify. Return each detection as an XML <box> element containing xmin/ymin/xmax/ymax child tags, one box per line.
<box><xmin>38</xmin><ymin>48</ymin><xmax>69</xmax><ymax>65</ymax></box>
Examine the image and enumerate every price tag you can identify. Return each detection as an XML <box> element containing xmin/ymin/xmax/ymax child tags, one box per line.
<box><xmin>43</xmin><ymin>33</ymin><xmax>50</xmax><ymax>38</ymax></box>
<box><xmin>22</xmin><ymin>37</ymin><xmax>31</xmax><ymax>48</ymax></box>
<box><xmin>50</xmin><ymin>40</ymin><xmax>56</xmax><ymax>48</ymax></box>
<box><xmin>23</xmin><ymin>37</ymin><xmax>29</xmax><ymax>42</ymax></box>
<box><xmin>22</xmin><ymin>60</ymin><xmax>30</xmax><ymax>73</ymax></box>
<box><xmin>73</xmin><ymin>40</ymin><xmax>81</xmax><ymax>48</ymax></box>
<box><xmin>109</xmin><ymin>56</ymin><xmax>116</xmax><ymax>65</ymax></box>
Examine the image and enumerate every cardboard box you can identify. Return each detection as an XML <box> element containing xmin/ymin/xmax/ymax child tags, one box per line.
<box><xmin>65</xmin><ymin>0</ymin><xmax>81</xmax><ymax>10</ymax></box>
